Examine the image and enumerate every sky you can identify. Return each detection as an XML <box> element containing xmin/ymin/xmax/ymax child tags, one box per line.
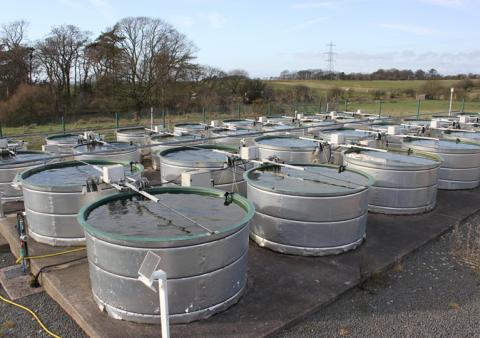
<box><xmin>1</xmin><ymin>0</ymin><xmax>480</xmax><ymax>77</ymax></box>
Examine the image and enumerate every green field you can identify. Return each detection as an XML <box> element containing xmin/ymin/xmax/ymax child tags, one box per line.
<box><xmin>269</xmin><ymin>79</ymin><xmax>463</xmax><ymax>93</ymax></box>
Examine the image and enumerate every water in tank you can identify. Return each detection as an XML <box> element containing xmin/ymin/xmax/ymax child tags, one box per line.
<box><xmin>74</xmin><ymin>141</ymin><xmax>141</xmax><ymax>163</ymax></box>
<box><xmin>78</xmin><ymin>186</ymin><xmax>254</xmax><ymax>323</ymax></box>
<box><xmin>19</xmin><ymin>160</ymin><xmax>144</xmax><ymax>246</ymax></box>
<box><xmin>150</xmin><ymin>133</ymin><xmax>203</xmax><ymax>170</ymax></box>
<box><xmin>244</xmin><ymin>163</ymin><xmax>373</xmax><ymax>255</ymax></box>
<box><xmin>0</xmin><ymin>150</ymin><xmax>53</xmax><ymax>201</ymax></box>
<box><xmin>45</xmin><ymin>133</ymin><xmax>82</xmax><ymax>154</ymax></box>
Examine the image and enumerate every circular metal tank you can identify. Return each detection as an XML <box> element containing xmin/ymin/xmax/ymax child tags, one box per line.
<box><xmin>254</xmin><ymin>135</ymin><xmax>319</xmax><ymax>163</ymax></box>
<box><xmin>74</xmin><ymin>142</ymin><xmax>141</xmax><ymax>163</ymax></box>
<box><xmin>159</xmin><ymin>145</ymin><xmax>250</xmax><ymax>196</ymax></box>
<box><xmin>116</xmin><ymin>126</ymin><xmax>152</xmax><ymax>156</ymax></box>
<box><xmin>0</xmin><ymin>151</ymin><xmax>53</xmax><ymax>201</ymax></box>
<box><xmin>244</xmin><ymin>164</ymin><xmax>373</xmax><ymax>256</ymax></box>
<box><xmin>265</xmin><ymin>115</ymin><xmax>294</xmax><ymax>124</ymax></box>
<box><xmin>403</xmin><ymin>138</ymin><xmax>480</xmax><ymax>190</ymax></box>
<box><xmin>173</xmin><ymin>123</ymin><xmax>207</xmax><ymax>136</ymax></box>
<box><xmin>19</xmin><ymin>160</ymin><xmax>144</xmax><ymax>246</ymax></box>
<box><xmin>45</xmin><ymin>133</ymin><xmax>82</xmax><ymax>154</ymax></box>
<box><xmin>209</xmin><ymin>128</ymin><xmax>259</xmax><ymax>147</ymax></box>
<box><xmin>78</xmin><ymin>186</ymin><xmax>254</xmax><ymax>324</ymax></box>
<box><xmin>442</xmin><ymin>130</ymin><xmax>480</xmax><ymax>143</ymax></box>
<box><xmin>150</xmin><ymin>133</ymin><xmax>203</xmax><ymax>171</ymax></box>
<box><xmin>261</xmin><ymin>123</ymin><xmax>304</xmax><ymax>136</ymax></box>
<box><xmin>343</xmin><ymin>149</ymin><xmax>441</xmax><ymax>214</ymax></box>
<box><xmin>222</xmin><ymin>119</ymin><xmax>256</xmax><ymax>129</ymax></box>
<box><xmin>319</xmin><ymin>128</ymin><xmax>376</xmax><ymax>144</ymax></box>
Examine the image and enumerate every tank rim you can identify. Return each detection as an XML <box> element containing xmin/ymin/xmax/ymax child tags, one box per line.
<box><xmin>77</xmin><ymin>186</ymin><xmax>255</xmax><ymax>246</ymax></box>
<box><xmin>19</xmin><ymin>159</ymin><xmax>144</xmax><ymax>192</ymax></box>
<box><xmin>243</xmin><ymin>163</ymin><xmax>374</xmax><ymax>197</ymax></box>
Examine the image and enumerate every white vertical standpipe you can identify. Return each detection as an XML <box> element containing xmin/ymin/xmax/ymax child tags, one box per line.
<box><xmin>152</xmin><ymin>270</ymin><xmax>170</xmax><ymax>338</ymax></box>
<box><xmin>150</xmin><ymin>107</ymin><xmax>154</xmax><ymax>130</ymax></box>
<box><xmin>449</xmin><ymin>87</ymin><xmax>454</xmax><ymax>117</ymax></box>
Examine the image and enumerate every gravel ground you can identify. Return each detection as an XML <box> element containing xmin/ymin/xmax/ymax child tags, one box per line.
<box><xmin>275</xmin><ymin>230</ymin><xmax>480</xmax><ymax>338</ymax></box>
<box><xmin>0</xmin><ymin>252</ymin><xmax>87</xmax><ymax>338</ymax></box>
<box><xmin>2</xmin><ymin>224</ymin><xmax>480</xmax><ymax>338</ymax></box>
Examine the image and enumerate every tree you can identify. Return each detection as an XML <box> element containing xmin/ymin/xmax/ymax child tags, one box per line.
<box><xmin>113</xmin><ymin>16</ymin><xmax>197</xmax><ymax>110</ymax></box>
<box><xmin>36</xmin><ymin>24</ymin><xmax>90</xmax><ymax>108</ymax></box>
<box><xmin>0</xmin><ymin>20</ymin><xmax>31</xmax><ymax>99</ymax></box>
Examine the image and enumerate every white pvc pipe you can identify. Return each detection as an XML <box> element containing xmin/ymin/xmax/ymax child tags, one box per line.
<box><xmin>151</xmin><ymin>270</ymin><xmax>170</xmax><ymax>338</ymax></box>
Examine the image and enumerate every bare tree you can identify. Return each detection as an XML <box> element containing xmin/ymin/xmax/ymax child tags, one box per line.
<box><xmin>36</xmin><ymin>25</ymin><xmax>90</xmax><ymax>101</ymax></box>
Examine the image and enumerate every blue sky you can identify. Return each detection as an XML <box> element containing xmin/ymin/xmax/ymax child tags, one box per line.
<box><xmin>1</xmin><ymin>0</ymin><xmax>479</xmax><ymax>77</ymax></box>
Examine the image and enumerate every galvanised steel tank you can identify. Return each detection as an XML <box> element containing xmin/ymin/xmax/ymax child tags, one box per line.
<box><xmin>150</xmin><ymin>133</ymin><xmax>203</xmax><ymax>171</ymax></box>
<box><xmin>116</xmin><ymin>126</ymin><xmax>153</xmax><ymax>156</ymax></box>
<box><xmin>265</xmin><ymin>115</ymin><xmax>294</xmax><ymax>124</ymax></box>
<box><xmin>209</xmin><ymin>128</ymin><xmax>259</xmax><ymax>147</ymax></box>
<box><xmin>343</xmin><ymin>149</ymin><xmax>441</xmax><ymax>214</ymax></box>
<box><xmin>0</xmin><ymin>151</ymin><xmax>53</xmax><ymax>201</ymax></box>
<box><xmin>244</xmin><ymin>164</ymin><xmax>373</xmax><ymax>256</ymax></box>
<box><xmin>173</xmin><ymin>123</ymin><xmax>207</xmax><ymax>136</ymax></box>
<box><xmin>261</xmin><ymin>123</ymin><xmax>304</xmax><ymax>136</ymax></box>
<box><xmin>319</xmin><ymin>128</ymin><xmax>377</xmax><ymax>144</ymax></box>
<box><xmin>303</xmin><ymin>120</ymin><xmax>343</xmax><ymax>135</ymax></box>
<box><xmin>45</xmin><ymin>133</ymin><xmax>82</xmax><ymax>154</ymax></box>
<box><xmin>403</xmin><ymin>138</ymin><xmax>480</xmax><ymax>190</ymax></box>
<box><xmin>19</xmin><ymin>160</ymin><xmax>144</xmax><ymax>246</ymax></box>
<box><xmin>222</xmin><ymin>119</ymin><xmax>256</xmax><ymax>129</ymax></box>
<box><xmin>442</xmin><ymin>130</ymin><xmax>480</xmax><ymax>143</ymax></box>
<box><xmin>74</xmin><ymin>142</ymin><xmax>141</xmax><ymax>163</ymax></box>
<box><xmin>78</xmin><ymin>186</ymin><xmax>254</xmax><ymax>324</ymax></box>
<box><xmin>254</xmin><ymin>135</ymin><xmax>320</xmax><ymax>163</ymax></box>
<box><xmin>159</xmin><ymin>145</ymin><xmax>250</xmax><ymax>195</ymax></box>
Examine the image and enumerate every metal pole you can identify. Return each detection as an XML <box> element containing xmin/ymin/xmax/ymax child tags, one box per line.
<box><xmin>461</xmin><ymin>97</ymin><xmax>465</xmax><ymax>114</ymax></box>
<box><xmin>267</xmin><ymin>104</ymin><xmax>271</xmax><ymax>115</ymax></box>
<box><xmin>115</xmin><ymin>112</ymin><xmax>119</xmax><ymax>129</ymax></box>
<box><xmin>61</xmin><ymin>116</ymin><xmax>65</xmax><ymax>133</ymax></box>
<box><xmin>449</xmin><ymin>87</ymin><xmax>454</xmax><ymax>116</ymax></box>
<box><xmin>416</xmin><ymin>99</ymin><xmax>421</xmax><ymax>120</ymax></box>
<box><xmin>344</xmin><ymin>99</ymin><xmax>348</xmax><ymax>112</ymax></box>
<box><xmin>0</xmin><ymin>123</ymin><xmax>3</xmax><ymax>138</ymax></box>
<box><xmin>150</xmin><ymin>107</ymin><xmax>154</xmax><ymax>130</ymax></box>
<box><xmin>237</xmin><ymin>103</ymin><xmax>241</xmax><ymax>119</ymax></box>
<box><xmin>379</xmin><ymin>101</ymin><xmax>383</xmax><ymax>117</ymax></box>
<box><xmin>162</xmin><ymin>109</ymin><xmax>166</xmax><ymax>128</ymax></box>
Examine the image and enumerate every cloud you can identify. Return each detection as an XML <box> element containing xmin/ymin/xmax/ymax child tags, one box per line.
<box><xmin>87</xmin><ymin>0</ymin><xmax>113</xmax><ymax>21</ymax></box>
<box><xmin>288</xmin><ymin>17</ymin><xmax>325</xmax><ymax>31</ymax></box>
<box><xmin>170</xmin><ymin>15</ymin><xmax>195</xmax><ymax>29</ymax></box>
<box><xmin>198</xmin><ymin>12</ymin><xmax>227</xmax><ymax>29</ymax></box>
<box><xmin>291</xmin><ymin>1</ymin><xmax>337</xmax><ymax>9</ymax></box>
<box><xmin>416</xmin><ymin>0</ymin><xmax>465</xmax><ymax>8</ymax></box>
<box><xmin>376</xmin><ymin>23</ymin><xmax>438</xmax><ymax>36</ymax></box>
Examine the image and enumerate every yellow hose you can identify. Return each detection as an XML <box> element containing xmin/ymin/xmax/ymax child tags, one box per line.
<box><xmin>15</xmin><ymin>247</ymin><xmax>86</xmax><ymax>264</ymax></box>
<box><xmin>0</xmin><ymin>294</ymin><xmax>61</xmax><ymax>338</ymax></box>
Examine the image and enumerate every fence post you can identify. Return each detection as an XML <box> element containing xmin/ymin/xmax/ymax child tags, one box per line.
<box><xmin>416</xmin><ymin>99</ymin><xmax>421</xmax><ymax>120</ymax></box>
<box><xmin>344</xmin><ymin>99</ymin><xmax>348</xmax><ymax>112</ymax></box>
<box><xmin>461</xmin><ymin>97</ymin><xmax>465</xmax><ymax>113</ymax></box>
<box><xmin>237</xmin><ymin>103</ymin><xmax>241</xmax><ymax>119</ymax></box>
<box><xmin>115</xmin><ymin>112</ymin><xmax>119</xmax><ymax>128</ymax></box>
<box><xmin>202</xmin><ymin>107</ymin><xmax>206</xmax><ymax>124</ymax></box>
<box><xmin>162</xmin><ymin>109</ymin><xmax>166</xmax><ymax>128</ymax></box>
<box><xmin>378</xmin><ymin>100</ymin><xmax>383</xmax><ymax>116</ymax></box>
<box><xmin>61</xmin><ymin>116</ymin><xmax>65</xmax><ymax>133</ymax></box>
<box><xmin>0</xmin><ymin>123</ymin><xmax>3</xmax><ymax>138</ymax></box>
